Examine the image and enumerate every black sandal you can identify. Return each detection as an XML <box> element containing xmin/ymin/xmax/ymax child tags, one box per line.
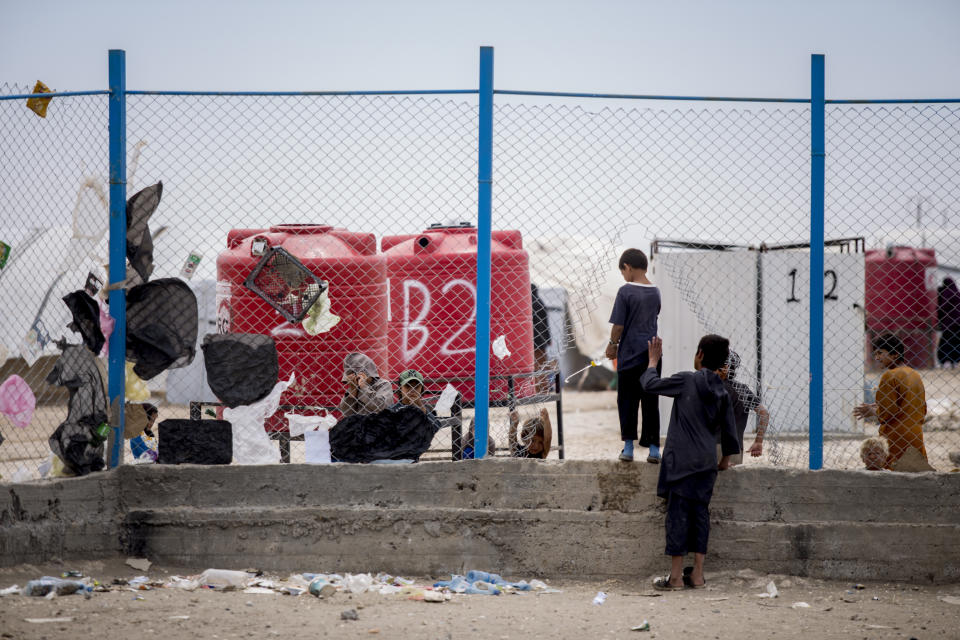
<box><xmin>653</xmin><ymin>575</ymin><xmax>684</xmax><ymax>591</ymax></box>
<box><xmin>682</xmin><ymin>566</ymin><xmax>706</xmax><ymax>589</ymax></box>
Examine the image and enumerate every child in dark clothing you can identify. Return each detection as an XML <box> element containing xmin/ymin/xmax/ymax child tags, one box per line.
<box><xmin>606</xmin><ymin>248</ymin><xmax>662</xmax><ymax>463</ymax></box>
<box><xmin>641</xmin><ymin>335</ymin><xmax>740</xmax><ymax>590</ymax></box>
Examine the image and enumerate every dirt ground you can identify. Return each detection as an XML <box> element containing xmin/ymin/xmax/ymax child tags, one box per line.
<box><xmin>1</xmin><ymin>559</ymin><xmax>959</xmax><ymax>640</ymax></box>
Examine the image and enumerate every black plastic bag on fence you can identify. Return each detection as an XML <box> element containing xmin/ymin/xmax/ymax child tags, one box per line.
<box><xmin>126</xmin><ymin>277</ymin><xmax>198</xmax><ymax>380</ymax></box>
<box><xmin>329</xmin><ymin>405</ymin><xmax>440</xmax><ymax>463</ymax></box>
<box><xmin>126</xmin><ymin>182</ymin><xmax>162</xmax><ymax>283</ymax></box>
<box><xmin>62</xmin><ymin>290</ymin><xmax>105</xmax><ymax>355</ymax></box>
<box><xmin>201</xmin><ymin>333</ymin><xmax>279</xmax><ymax>408</ymax></box>
<box><xmin>46</xmin><ymin>344</ymin><xmax>107</xmax><ymax>476</ymax></box>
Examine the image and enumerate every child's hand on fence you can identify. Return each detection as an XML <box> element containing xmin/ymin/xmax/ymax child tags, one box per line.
<box><xmin>853</xmin><ymin>402</ymin><xmax>876</xmax><ymax>419</ymax></box>
<box><xmin>647</xmin><ymin>336</ymin><xmax>662</xmax><ymax>366</ymax></box>
<box><xmin>748</xmin><ymin>438</ymin><xmax>763</xmax><ymax>457</ymax></box>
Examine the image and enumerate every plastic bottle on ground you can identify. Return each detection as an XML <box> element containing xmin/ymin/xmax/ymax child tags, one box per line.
<box><xmin>198</xmin><ymin>569</ymin><xmax>250</xmax><ymax>589</ymax></box>
<box><xmin>22</xmin><ymin>577</ymin><xmax>89</xmax><ymax>597</ymax></box>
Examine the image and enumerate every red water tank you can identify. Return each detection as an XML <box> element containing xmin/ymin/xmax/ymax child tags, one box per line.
<box><xmin>864</xmin><ymin>247</ymin><xmax>938</xmax><ymax>369</ymax></box>
<box><xmin>217</xmin><ymin>224</ymin><xmax>388</xmax><ymax>428</ymax></box>
<box><xmin>382</xmin><ymin>223</ymin><xmax>535</xmax><ymax>402</ymax></box>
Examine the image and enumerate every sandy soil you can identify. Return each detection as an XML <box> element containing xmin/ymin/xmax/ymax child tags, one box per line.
<box><xmin>1</xmin><ymin>559</ymin><xmax>959</xmax><ymax>640</ymax></box>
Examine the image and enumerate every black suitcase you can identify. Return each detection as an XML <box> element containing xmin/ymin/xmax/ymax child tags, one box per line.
<box><xmin>157</xmin><ymin>419</ymin><xmax>232</xmax><ymax>465</ymax></box>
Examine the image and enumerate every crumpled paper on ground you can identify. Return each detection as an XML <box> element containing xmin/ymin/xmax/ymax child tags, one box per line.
<box><xmin>224</xmin><ymin>374</ymin><xmax>294</xmax><ymax>464</ymax></box>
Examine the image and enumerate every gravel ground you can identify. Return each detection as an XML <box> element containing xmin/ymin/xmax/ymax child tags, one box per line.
<box><xmin>2</xmin><ymin>559</ymin><xmax>960</xmax><ymax>640</ymax></box>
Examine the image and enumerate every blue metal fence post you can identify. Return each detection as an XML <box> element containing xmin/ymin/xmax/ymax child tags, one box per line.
<box><xmin>474</xmin><ymin>46</ymin><xmax>494</xmax><ymax>458</ymax></box>
<box><xmin>107</xmin><ymin>49</ymin><xmax>127</xmax><ymax>468</ymax></box>
<box><xmin>809</xmin><ymin>54</ymin><xmax>825</xmax><ymax>470</ymax></box>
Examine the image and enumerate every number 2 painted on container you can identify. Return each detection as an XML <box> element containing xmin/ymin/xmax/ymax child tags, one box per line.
<box><xmin>401</xmin><ymin>278</ymin><xmax>478</xmax><ymax>360</ymax></box>
<box><xmin>439</xmin><ymin>279</ymin><xmax>477</xmax><ymax>356</ymax></box>
<box><xmin>786</xmin><ymin>269</ymin><xmax>839</xmax><ymax>303</ymax></box>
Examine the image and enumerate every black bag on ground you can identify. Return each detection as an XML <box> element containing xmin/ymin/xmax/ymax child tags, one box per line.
<box><xmin>157</xmin><ymin>418</ymin><xmax>232</xmax><ymax>465</ymax></box>
<box><xmin>201</xmin><ymin>333</ymin><xmax>279</xmax><ymax>408</ymax></box>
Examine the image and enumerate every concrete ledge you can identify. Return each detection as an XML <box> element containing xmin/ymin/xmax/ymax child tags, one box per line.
<box><xmin>3</xmin><ymin>460</ymin><xmax>960</xmax><ymax>582</ymax></box>
<box><xmin>0</xmin><ymin>474</ymin><xmax>121</xmax><ymax>564</ymax></box>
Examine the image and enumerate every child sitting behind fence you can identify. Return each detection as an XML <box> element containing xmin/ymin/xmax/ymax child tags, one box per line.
<box><xmin>508</xmin><ymin>408</ymin><xmax>552</xmax><ymax>459</ymax></box>
<box><xmin>854</xmin><ymin>333</ymin><xmax>930</xmax><ymax>470</ymax></box>
<box><xmin>641</xmin><ymin>335</ymin><xmax>739</xmax><ymax>590</ymax></box>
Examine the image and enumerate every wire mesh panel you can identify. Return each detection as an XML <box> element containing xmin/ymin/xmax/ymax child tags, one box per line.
<box><xmin>125</xmin><ymin>93</ymin><xmax>486</xmax><ymax>464</ymax></box>
<box><xmin>496</xmin><ymin>99</ymin><xmax>816</xmax><ymax>466</ymax></box>
<box><xmin>823</xmin><ymin>104</ymin><xmax>960</xmax><ymax>471</ymax></box>
<box><xmin>0</xmin><ymin>84</ymin><xmax>110</xmax><ymax>480</ymax></box>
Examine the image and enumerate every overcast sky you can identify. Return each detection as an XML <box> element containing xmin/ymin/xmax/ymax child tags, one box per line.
<box><xmin>2</xmin><ymin>0</ymin><xmax>960</xmax><ymax>98</ymax></box>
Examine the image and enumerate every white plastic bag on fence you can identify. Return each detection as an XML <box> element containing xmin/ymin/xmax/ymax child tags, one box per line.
<box><xmin>304</xmin><ymin>429</ymin><xmax>333</xmax><ymax>464</ymax></box>
<box><xmin>286</xmin><ymin>411</ymin><xmax>337</xmax><ymax>464</ymax></box>
<box><xmin>434</xmin><ymin>383</ymin><xmax>459</xmax><ymax>418</ymax></box>
<box><xmin>224</xmin><ymin>374</ymin><xmax>295</xmax><ymax>465</ymax></box>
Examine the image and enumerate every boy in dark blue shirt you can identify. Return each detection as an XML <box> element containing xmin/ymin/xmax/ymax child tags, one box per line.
<box><xmin>641</xmin><ymin>335</ymin><xmax>739</xmax><ymax>590</ymax></box>
<box><xmin>606</xmin><ymin>249</ymin><xmax>662</xmax><ymax>462</ymax></box>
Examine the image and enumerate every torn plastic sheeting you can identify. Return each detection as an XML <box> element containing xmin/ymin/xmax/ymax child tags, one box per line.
<box><xmin>62</xmin><ymin>290</ymin><xmax>105</xmax><ymax>355</ymax></box>
<box><xmin>26</xmin><ymin>80</ymin><xmax>53</xmax><ymax>118</ymax></box>
<box><xmin>492</xmin><ymin>335</ymin><xmax>511</xmax><ymax>360</ymax></box>
<box><xmin>45</xmin><ymin>345</ymin><xmax>107</xmax><ymax>476</ymax></box>
<box><xmin>302</xmin><ymin>288</ymin><xmax>341</xmax><ymax>335</ymax></box>
<box><xmin>126</xmin><ymin>278</ymin><xmax>198</xmax><ymax>380</ymax></box>
<box><xmin>434</xmin><ymin>384</ymin><xmax>458</xmax><ymax>418</ymax></box>
<box><xmin>202</xmin><ymin>333</ymin><xmax>279</xmax><ymax>408</ymax></box>
<box><xmin>329</xmin><ymin>405</ymin><xmax>440</xmax><ymax>464</ymax></box>
<box><xmin>124</xmin><ymin>362</ymin><xmax>151</xmax><ymax>402</ymax></box>
<box><xmin>305</xmin><ymin>429</ymin><xmax>332</xmax><ymax>464</ymax></box>
<box><xmin>285</xmin><ymin>412</ymin><xmax>336</xmax><ymax>438</ymax></box>
<box><xmin>0</xmin><ymin>375</ymin><xmax>36</xmax><ymax>428</ymax></box>
<box><xmin>98</xmin><ymin>301</ymin><xmax>114</xmax><ymax>357</ymax></box>
<box><xmin>126</xmin><ymin>182</ymin><xmax>162</xmax><ymax>283</ymax></box>
<box><xmin>223</xmin><ymin>374</ymin><xmax>294</xmax><ymax>465</ymax></box>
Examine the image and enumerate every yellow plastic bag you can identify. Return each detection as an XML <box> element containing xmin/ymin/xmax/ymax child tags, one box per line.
<box><xmin>125</xmin><ymin>362</ymin><xmax>151</xmax><ymax>402</ymax></box>
<box><xmin>26</xmin><ymin>80</ymin><xmax>53</xmax><ymax>118</ymax></box>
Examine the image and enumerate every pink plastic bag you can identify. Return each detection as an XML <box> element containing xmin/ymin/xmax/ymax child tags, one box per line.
<box><xmin>99</xmin><ymin>301</ymin><xmax>115</xmax><ymax>357</ymax></box>
<box><xmin>0</xmin><ymin>375</ymin><xmax>36</xmax><ymax>429</ymax></box>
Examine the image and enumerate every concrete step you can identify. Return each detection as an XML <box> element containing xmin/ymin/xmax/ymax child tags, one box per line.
<box><xmin>120</xmin><ymin>504</ymin><xmax>960</xmax><ymax>583</ymax></box>
<box><xmin>4</xmin><ymin>461</ymin><xmax>960</xmax><ymax>582</ymax></box>
<box><xmin>117</xmin><ymin>460</ymin><xmax>960</xmax><ymax>525</ymax></box>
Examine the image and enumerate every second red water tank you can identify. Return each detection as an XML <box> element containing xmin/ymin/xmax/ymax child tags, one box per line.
<box><xmin>865</xmin><ymin>246</ymin><xmax>937</xmax><ymax>369</ymax></box>
<box><xmin>382</xmin><ymin>223</ymin><xmax>535</xmax><ymax>400</ymax></box>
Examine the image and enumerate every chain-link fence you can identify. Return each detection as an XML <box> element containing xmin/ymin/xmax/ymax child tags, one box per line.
<box><xmin>2</xmin><ymin>53</ymin><xmax>959</xmax><ymax>479</ymax></box>
<box><xmin>0</xmin><ymin>83</ymin><xmax>109</xmax><ymax>481</ymax></box>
